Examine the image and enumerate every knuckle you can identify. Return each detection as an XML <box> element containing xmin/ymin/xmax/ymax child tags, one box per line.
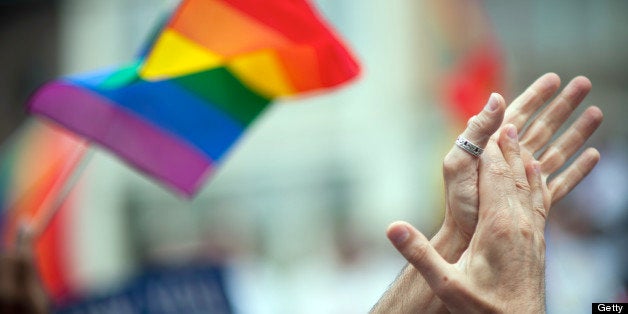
<box><xmin>467</xmin><ymin>114</ymin><xmax>486</xmax><ymax>135</ymax></box>
<box><xmin>518</xmin><ymin>218</ymin><xmax>536</xmax><ymax>240</ymax></box>
<box><xmin>489</xmin><ymin>214</ymin><xmax>514</xmax><ymax>239</ymax></box>
<box><xmin>541</xmin><ymin>147</ymin><xmax>566</xmax><ymax>171</ymax></box>
<box><xmin>442</xmin><ymin>154</ymin><xmax>455</xmax><ymax>174</ymax></box>
<box><xmin>492</xmin><ymin>224</ymin><xmax>512</xmax><ymax>240</ymax></box>
<box><xmin>550</xmin><ymin>180</ymin><xmax>570</xmax><ymax>204</ymax></box>
<box><xmin>526</xmin><ymin>86</ymin><xmax>543</xmax><ymax>105</ymax></box>
<box><xmin>514</xmin><ymin>178</ymin><xmax>531</xmax><ymax>193</ymax></box>
<box><xmin>532</xmin><ymin>204</ymin><xmax>547</xmax><ymax>221</ymax></box>
<box><xmin>487</xmin><ymin>164</ymin><xmax>512</xmax><ymax>179</ymax></box>
<box><xmin>442</xmin><ymin>154</ymin><xmax>467</xmax><ymax>178</ymax></box>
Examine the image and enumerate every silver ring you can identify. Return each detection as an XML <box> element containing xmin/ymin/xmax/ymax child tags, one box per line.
<box><xmin>455</xmin><ymin>136</ymin><xmax>483</xmax><ymax>157</ymax></box>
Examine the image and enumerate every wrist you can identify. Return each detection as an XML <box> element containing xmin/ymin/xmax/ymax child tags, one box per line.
<box><xmin>370</xmin><ymin>263</ymin><xmax>448</xmax><ymax>314</ymax></box>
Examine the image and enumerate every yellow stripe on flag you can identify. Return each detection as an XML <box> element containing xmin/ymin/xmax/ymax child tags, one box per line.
<box><xmin>140</xmin><ymin>29</ymin><xmax>224</xmax><ymax>80</ymax></box>
<box><xmin>227</xmin><ymin>50</ymin><xmax>294</xmax><ymax>98</ymax></box>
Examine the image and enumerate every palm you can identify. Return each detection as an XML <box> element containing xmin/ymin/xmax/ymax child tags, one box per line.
<box><xmin>444</xmin><ymin>74</ymin><xmax>602</xmax><ymax>240</ymax></box>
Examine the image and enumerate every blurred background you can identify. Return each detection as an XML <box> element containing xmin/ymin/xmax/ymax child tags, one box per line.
<box><xmin>0</xmin><ymin>0</ymin><xmax>626</xmax><ymax>313</ymax></box>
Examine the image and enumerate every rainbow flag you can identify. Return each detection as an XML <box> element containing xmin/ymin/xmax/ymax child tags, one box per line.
<box><xmin>28</xmin><ymin>0</ymin><xmax>360</xmax><ymax>197</ymax></box>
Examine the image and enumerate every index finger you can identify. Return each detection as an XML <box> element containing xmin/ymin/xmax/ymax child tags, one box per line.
<box><xmin>478</xmin><ymin>137</ymin><xmax>520</xmax><ymax>218</ymax></box>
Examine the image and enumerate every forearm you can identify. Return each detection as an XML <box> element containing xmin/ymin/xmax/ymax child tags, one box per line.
<box><xmin>370</xmin><ymin>263</ymin><xmax>442</xmax><ymax>313</ymax></box>
<box><xmin>370</xmin><ymin>225</ymin><xmax>468</xmax><ymax>313</ymax></box>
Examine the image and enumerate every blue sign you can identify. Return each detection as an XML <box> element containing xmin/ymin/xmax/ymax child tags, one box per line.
<box><xmin>55</xmin><ymin>265</ymin><xmax>233</xmax><ymax>314</ymax></box>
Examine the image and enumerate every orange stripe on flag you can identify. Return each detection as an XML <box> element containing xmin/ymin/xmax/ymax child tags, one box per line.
<box><xmin>169</xmin><ymin>0</ymin><xmax>291</xmax><ymax>57</ymax></box>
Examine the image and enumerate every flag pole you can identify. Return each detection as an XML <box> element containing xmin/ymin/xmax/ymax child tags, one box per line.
<box><xmin>28</xmin><ymin>145</ymin><xmax>94</xmax><ymax>240</ymax></box>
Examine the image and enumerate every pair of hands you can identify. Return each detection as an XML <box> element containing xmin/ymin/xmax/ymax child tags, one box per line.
<box><xmin>372</xmin><ymin>73</ymin><xmax>603</xmax><ymax>313</ymax></box>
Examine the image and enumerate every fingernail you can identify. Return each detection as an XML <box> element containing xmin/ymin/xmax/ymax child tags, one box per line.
<box><xmin>484</xmin><ymin>93</ymin><xmax>499</xmax><ymax>112</ymax></box>
<box><xmin>389</xmin><ymin>225</ymin><xmax>410</xmax><ymax>245</ymax></box>
<box><xmin>506</xmin><ymin>125</ymin><xmax>518</xmax><ymax>140</ymax></box>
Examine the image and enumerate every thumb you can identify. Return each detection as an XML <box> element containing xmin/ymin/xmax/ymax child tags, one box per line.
<box><xmin>449</xmin><ymin>93</ymin><xmax>505</xmax><ymax>162</ymax></box>
<box><xmin>387</xmin><ymin>222</ymin><xmax>460</xmax><ymax>297</ymax></box>
<box><xmin>463</xmin><ymin>93</ymin><xmax>506</xmax><ymax>147</ymax></box>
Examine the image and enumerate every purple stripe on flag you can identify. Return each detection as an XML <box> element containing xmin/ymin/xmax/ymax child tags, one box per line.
<box><xmin>28</xmin><ymin>81</ymin><xmax>213</xmax><ymax>196</ymax></box>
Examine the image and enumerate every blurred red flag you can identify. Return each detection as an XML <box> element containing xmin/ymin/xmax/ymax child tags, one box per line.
<box><xmin>428</xmin><ymin>0</ymin><xmax>505</xmax><ymax>127</ymax></box>
<box><xmin>443</xmin><ymin>42</ymin><xmax>504</xmax><ymax>124</ymax></box>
